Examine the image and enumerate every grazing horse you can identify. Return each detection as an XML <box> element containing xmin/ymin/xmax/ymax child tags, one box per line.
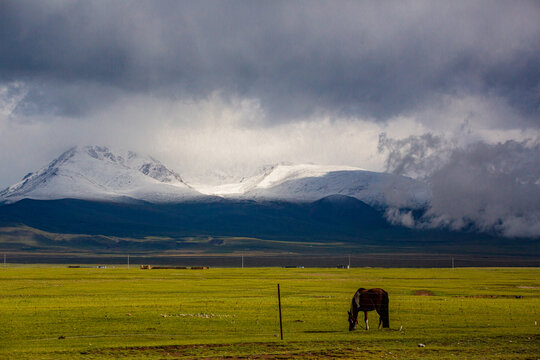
<box><xmin>348</xmin><ymin>288</ymin><xmax>389</xmax><ymax>331</ymax></box>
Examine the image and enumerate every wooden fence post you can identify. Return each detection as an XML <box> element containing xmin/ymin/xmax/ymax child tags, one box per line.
<box><xmin>278</xmin><ymin>283</ymin><xmax>283</xmax><ymax>340</ymax></box>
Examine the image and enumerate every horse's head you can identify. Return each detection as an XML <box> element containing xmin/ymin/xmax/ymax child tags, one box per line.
<box><xmin>348</xmin><ymin>311</ymin><xmax>357</xmax><ymax>331</ymax></box>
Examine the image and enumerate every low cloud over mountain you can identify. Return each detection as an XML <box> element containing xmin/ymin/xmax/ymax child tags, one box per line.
<box><xmin>380</xmin><ymin>136</ymin><xmax>540</xmax><ymax>237</ymax></box>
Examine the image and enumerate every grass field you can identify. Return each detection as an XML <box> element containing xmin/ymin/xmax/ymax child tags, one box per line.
<box><xmin>0</xmin><ymin>266</ymin><xmax>538</xmax><ymax>359</ymax></box>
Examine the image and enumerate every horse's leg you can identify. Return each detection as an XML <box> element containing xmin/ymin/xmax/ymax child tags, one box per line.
<box><xmin>375</xmin><ymin>303</ymin><xmax>383</xmax><ymax>329</ymax></box>
<box><xmin>378</xmin><ymin>305</ymin><xmax>384</xmax><ymax>329</ymax></box>
<box><xmin>364</xmin><ymin>311</ymin><xmax>369</xmax><ymax>330</ymax></box>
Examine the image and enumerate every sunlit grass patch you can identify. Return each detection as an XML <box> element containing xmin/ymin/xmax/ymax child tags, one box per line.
<box><xmin>0</xmin><ymin>267</ymin><xmax>538</xmax><ymax>359</ymax></box>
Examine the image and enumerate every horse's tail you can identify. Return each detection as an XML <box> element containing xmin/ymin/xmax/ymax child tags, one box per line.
<box><xmin>380</xmin><ymin>291</ymin><xmax>390</xmax><ymax>328</ymax></box>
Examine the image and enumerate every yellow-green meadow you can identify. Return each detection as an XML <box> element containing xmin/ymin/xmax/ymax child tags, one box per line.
<box><xmin>1</xmin><ymin>266</ymin><xmax>538</xmax><ymax>359</ymax></box>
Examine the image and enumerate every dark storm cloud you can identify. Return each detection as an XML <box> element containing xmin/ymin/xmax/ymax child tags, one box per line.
<box><xmin>380</xmin><ymin>135</ymin><xmax>540</xmax><ymax>237</ymax></box>
<box><xmin>1</xmin><ymin>0</ymin><xmax>539</xmax><ymax>122</ymax></box>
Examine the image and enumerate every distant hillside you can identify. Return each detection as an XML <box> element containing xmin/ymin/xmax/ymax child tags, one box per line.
<box><xmin>0</xmin><ymin>196</ymin><xmax>392</xmax><ymax>241</ymax></box>
<box><xmin>1</xmin><ymin>147</ymin><xmax>537</xmax><ymax>256</ymax></box>
<box><xmin>1</xmin><ymin>197</ymin><xmax>537</xmax><ymax>256</ymax></box>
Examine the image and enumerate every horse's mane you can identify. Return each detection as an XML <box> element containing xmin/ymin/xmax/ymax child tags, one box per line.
<box><xmin>351</xmin><ymin>288</ymin><xmax>367</xmax><ymax>311</ymax></box>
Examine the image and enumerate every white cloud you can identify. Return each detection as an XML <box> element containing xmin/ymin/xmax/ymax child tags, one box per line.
<box><xmin>0</xmin><ymin>90</ymin><xmax>389</xmax><ymax>186</ymax></box>
<box><xmin>382</xmin><ymin>138</ymin><xmax>540</xmax><ymax>237</ymax></box>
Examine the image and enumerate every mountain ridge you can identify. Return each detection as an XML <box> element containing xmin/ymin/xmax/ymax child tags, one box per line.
<box><xmin>0</xmin><ymin>146</ymin><xmax>429</xmax><ymax>209</ymax></box>
<box><xmin>1</xmin><ymin>147</ymin><xmax>537</xmax><ymax>253</ymax></box>
<box><xmin>0</xmin><ymin>146</ymin><xmax>202</xmax><ymax>203</ymax></box>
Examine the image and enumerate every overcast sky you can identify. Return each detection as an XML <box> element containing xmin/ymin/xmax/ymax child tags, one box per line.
<box><xmin>1</xmin><ymin>1</ymin><xmax>539</xmax><ymax>236</ymax></box>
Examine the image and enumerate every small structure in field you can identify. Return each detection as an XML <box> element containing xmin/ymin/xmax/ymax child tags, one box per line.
<box><xmin>140</xmin><ymin>265</ymin><xmax>208</xmax><ymax>270</ymax></box>
<box><xmin>68</xmin><ymin>265</ymin><xmax>107</xmax><ymax>269</ymax></box>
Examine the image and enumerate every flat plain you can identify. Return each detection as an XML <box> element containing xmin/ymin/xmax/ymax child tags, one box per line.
<box><xmin>0</xmin><ymin>266</ymin><xmax>538</xmax><ymax>359</ymax></box>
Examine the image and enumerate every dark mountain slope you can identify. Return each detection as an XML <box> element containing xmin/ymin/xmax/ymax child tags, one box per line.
<box><xmin>0</xmin><ymin>196</ymin><xmax>397</xmax><ymax>242</ymax></box>
<box><xmin>1</xmin><ymin>197</ymin><xmax>533</xmax><ymax>256</ymax></box>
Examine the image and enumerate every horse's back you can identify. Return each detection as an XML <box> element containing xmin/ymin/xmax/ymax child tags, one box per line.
<box><xmin>368</xmin><ymin>288</ymin><xmax>387</xmax><ymax>296</ymax></box>
<box><xmin>356</xmin><ymin>288</ymin><xmax>387</xmax><ymax>310</ymax></box>
<box><xmin>356</xmin><ymin>288</ymin><xmax>386</xmax><ymax>296</ymax></box>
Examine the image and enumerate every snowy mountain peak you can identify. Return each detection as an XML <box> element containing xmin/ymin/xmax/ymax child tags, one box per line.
<box><xmin>255</xmin><ymin>163</ymin><xmax>365</xmax><ymax>189</ymax></box>
<box><xmin>190</xmin><ymin>162</ymin><xmax>429</xmax><ymax>209</ymax></box>
<box><xmin>1</xmin><ymin>147</ymin><xmax>431</xmax><ymax>209</ymax></box>
<box><xmin>241</xmin><ymin>163</ymin><xmax>430</xmax><ymax>208</ymax></box>
<box><xmin>0</xmin><ymin>146</ymin><xmax>200</xmax><ymax>203</ymax></box>
<box><xmin>82</xmin><ymin>145</ymin><xmax>185</xmax><ymax>185</ymax></box>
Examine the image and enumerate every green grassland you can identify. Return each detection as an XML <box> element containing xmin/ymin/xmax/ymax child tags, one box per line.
<box><xmin>0</xmin><ymin>267</ymin><xmax>538</xmax><ymax>359</ymax></box>
<box><xmin>3</xmin><ymin>225</ymin><xmax>540</xmax><ymax>257</ymax></box>
<box><xmin>0</xmin><ymin>225</ymin><xmax>355</xmax><ymax>254</ymax></box>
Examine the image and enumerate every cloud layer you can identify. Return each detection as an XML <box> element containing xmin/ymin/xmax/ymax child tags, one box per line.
<box><xmin>1</xmin><ymin>1</ymin><xmax>539</xmax><ymax>123</ymax></box>
<box><xmin>1</xmin><ymin>1</ymin><xmax>539</xmax><ymax>237</ymax></box>
<box><xmin>382</xmin><ymin>138</ymin><xmax>540</xmax><ymax>238</ymax></box>
<box><xmin>427</xmin><ymin>140</ymin><xmax>540</xmax><ymax>237</ymax></box>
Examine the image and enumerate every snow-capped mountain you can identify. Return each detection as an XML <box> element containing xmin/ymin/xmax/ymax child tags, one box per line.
<box><xmin>0</xmin><ymin>146</ymin><xmax>203</xmax><ymax>203</ymax></box>
<box><xmin>193</xmin><ymin>163</ymin><xmax>430</xmax><ymax>209</ymax></box>
<box><xmin>0</xmin><ymin>147</ymin><xmax>430</xmax><ymax>209</ymax></box>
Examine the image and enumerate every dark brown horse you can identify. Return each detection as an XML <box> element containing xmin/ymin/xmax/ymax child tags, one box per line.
<box><xmin>348</xmin><ymin>288</ymin><xmax>389</xmax><ymax>331</ymax></box>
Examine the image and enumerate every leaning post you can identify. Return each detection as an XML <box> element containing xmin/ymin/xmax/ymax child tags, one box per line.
<box><xmin>278</xmin><ymin>283</ymin><xmax>283</xmax><ymax>340</ymax></box>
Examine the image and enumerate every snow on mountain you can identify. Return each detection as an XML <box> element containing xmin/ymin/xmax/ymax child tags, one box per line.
<box><xmin>193</xmin><ymin>163</ymin><xmax>430</xmax><ymax>209</ymax></box>
<box><xmin>0</xmin><ymin>147</ymin><xmax>430</xmax><ymax>209</ymax></box>
<box><xmin>0</xmin><ymin>146</ymin><xmax>203</xmax><ymax>203</ymax></box>
<box><xmin>189</xmin><ymin>164</ymin><xmax>276</xmax><ymax>196</ymax></box>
